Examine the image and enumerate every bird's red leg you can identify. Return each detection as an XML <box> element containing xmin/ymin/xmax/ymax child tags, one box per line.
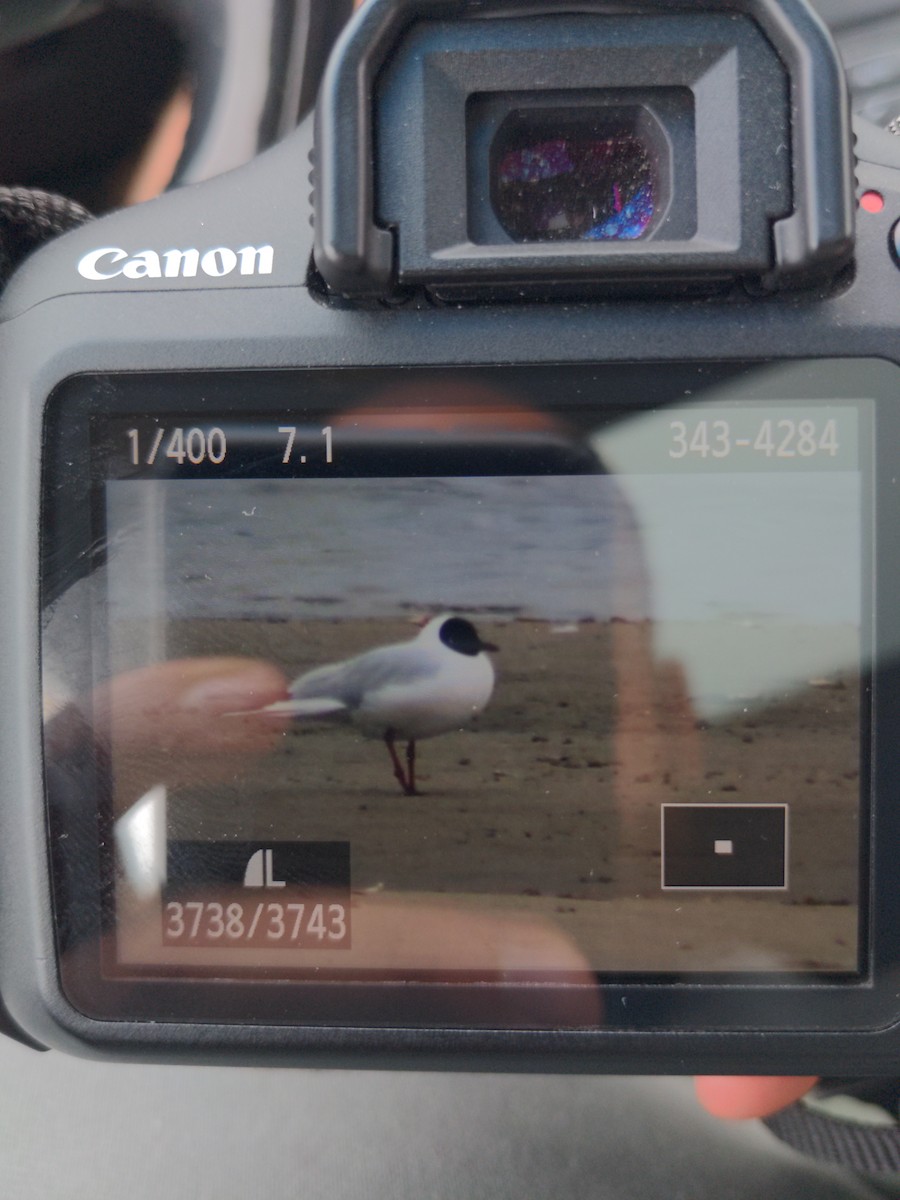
<box><xmin>406</xmin><ymin>740</ymin><xmax>417</xmax><ymax>796</ymax></box>
<box><xmin>384</xmin><ymin>730</ymin><xmax>410</xmax><ymax>794</ymax></box>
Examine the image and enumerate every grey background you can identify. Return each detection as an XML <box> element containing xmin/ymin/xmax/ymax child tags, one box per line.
<box><xmin>0</xmin><ymin>1037</ymin><xmax>890</xmax><ymax>1200</ymax></box>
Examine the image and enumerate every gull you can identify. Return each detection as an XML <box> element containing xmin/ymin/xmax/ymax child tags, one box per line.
<box><xmin>251</xmin><ymin>615</ymin><xmax>497</xmax><ymax>795</ymax></box>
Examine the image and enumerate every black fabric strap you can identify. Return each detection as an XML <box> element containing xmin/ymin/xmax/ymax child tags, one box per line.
<box><xmin>0</xmin><ymin>186</ymin><xmax>91</xmax><ymax>287</ymax></box>
<box><xmin>764</xmin><ymin>1084</ymin><xmax>900</xmax><ymax>1175</ymax></box>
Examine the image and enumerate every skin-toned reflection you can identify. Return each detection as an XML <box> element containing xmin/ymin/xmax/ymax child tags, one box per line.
<box><xmin>95</xmin><ymin>657</ymin><xmax>288</xmax><ymax>804</ymax></box>
<box><xmin>694</xmin><ymin>1076</ymin><xmax>819</xmax><ymax>1120</ymax></box>
<box><xmin>80</xmin><ymin>383</ymin><xmax>850</xmax><ymax>983</ymax></box>
<box><xmin>123</xmin><ymin>86</ymin><xmax>193</xmax><ymax>206</ymax></box>
<box><xmin>47</xmin><ymin>382</ymin><xmax>860</xmax><ymax>994</ymax></box>
<box><xmin>51</xmin><ymin>644</ymin><xmax>601</xmax><ymax>1025</ymax></box>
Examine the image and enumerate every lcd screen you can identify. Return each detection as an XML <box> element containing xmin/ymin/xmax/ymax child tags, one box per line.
<box><xmin>40</xmin><ymin>362</ymin><xmax>872</xmax><ymax>1023</ymax></box>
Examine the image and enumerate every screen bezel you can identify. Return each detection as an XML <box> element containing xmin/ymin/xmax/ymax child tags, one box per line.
<box><xmin>40</xmin><ymin>359</ymin><xmax>899</xmax><ymax>1032</ymax></box>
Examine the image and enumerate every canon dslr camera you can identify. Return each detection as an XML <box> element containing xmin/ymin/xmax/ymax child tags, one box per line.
<box><xmin>0</xmin><ymin>0</ymin><xmax>898</xmax><ymax>1074</ymax></box>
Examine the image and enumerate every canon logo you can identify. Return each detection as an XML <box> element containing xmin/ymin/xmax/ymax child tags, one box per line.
<box><xmin>77</xmin><ymin>244</ymin><xmax>275</xmax><ymax>281</ymax></box>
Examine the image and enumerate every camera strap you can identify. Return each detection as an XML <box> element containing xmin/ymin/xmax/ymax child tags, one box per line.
<box><xmin>764</xmin><ymin>1080</ymin><xmax>900</xmax><ymax>1175</ymax></box>
<box><xmin>0</xmin><ymin>186</ymin><xmax>91</xmax><ymax>288</ymax></box>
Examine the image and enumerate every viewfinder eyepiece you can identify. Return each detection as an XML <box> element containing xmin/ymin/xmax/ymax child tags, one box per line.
<box><xmin>491</xmin><ymin>110</ymin><xmax>657</xmax><ymax>243</ymax></box>
<box><xmin>314</xmin><ymin>0</ymin><xmax>855</xmax><ymax>302</ymax></box>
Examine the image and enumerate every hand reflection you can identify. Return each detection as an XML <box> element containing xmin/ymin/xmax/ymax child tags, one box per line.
<box><xmin>92</xmin><ymin>656</ymin><xmax>290</xmax><ymax>809</ymax></box>
<box><xmin>62</xmin><ymin>654</ymin><xmax>601</xmax><ymax>1026</ymax></box>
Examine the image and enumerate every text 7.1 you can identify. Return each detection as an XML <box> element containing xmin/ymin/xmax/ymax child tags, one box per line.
<box><xmin>278</xmin><ymin>425</ymin><xmax>334</xmax><ymax>465</ymax></box>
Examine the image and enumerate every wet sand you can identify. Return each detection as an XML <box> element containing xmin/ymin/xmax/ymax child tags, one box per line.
<box><xmin>120</xmin><ymin>616</ymin><xmax>861</xmax><ymax>973</ymax></box>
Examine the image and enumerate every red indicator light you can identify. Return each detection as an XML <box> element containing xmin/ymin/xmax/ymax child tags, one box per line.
<box><xmin>860</xmin><ymin>190</ymin><xmax>885</xmax><ymax>214</ymax></box>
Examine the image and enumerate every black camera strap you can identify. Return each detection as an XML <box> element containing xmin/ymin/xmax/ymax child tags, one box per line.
<box><xmin>0</xmin><ymin>186</ymin><xmax>91</xmax><ymax>288</ymax></box>
<box><xmin>764</xmin><ymin>1081</ymin><xmax>900</xmax><ymax>1176</ymax></box>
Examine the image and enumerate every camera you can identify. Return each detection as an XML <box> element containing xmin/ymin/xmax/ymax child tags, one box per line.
<box><xmin>1</xmin><ymin>0</ymin><xmax>899</xmax><ymax>1075</ymax></box>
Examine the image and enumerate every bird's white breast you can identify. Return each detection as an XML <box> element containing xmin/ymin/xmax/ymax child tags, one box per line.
<box><xmin>354</xmin><ymin>651</ymin><xmax>494</xmax><ymax>740</ymax></box>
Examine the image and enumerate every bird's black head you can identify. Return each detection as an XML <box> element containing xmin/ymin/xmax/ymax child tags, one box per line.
<box><xmin>438</xmin><ymin>617</ymin><xmax>498</xmax><ymax>656</ymax></box>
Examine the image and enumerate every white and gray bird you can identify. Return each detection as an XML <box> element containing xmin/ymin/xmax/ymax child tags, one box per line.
<box><xmin>251</xmin><ymin>615</ymin><xmax>497</xmax><ymax>794</ymax></box>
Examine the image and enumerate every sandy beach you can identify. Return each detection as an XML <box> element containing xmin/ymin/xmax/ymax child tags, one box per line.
<box><xmin>106</xmin><ymin>613</ymin><xmax>863</xmax><ymax>975</ymax></box>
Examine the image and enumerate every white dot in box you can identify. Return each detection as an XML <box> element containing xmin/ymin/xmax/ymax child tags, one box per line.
<box><xmin>714</xmin><ymin>840</ymin><xmax>734</xmax><ymax>856</ymax></box>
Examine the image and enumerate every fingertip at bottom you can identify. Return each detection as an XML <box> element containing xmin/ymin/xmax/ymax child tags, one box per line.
<box><xmin>694</xmin><ymin>1075</ymin><xmax>820</xmax><ymax>1120</ymax></box>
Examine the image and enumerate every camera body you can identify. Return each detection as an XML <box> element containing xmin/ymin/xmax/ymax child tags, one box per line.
<box><xmin>2</xmin><ymin>0</ymin><xmax>900</xmax><ymax>1073</ymax></box>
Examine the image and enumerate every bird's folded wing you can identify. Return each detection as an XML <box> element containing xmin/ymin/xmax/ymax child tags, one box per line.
<box><xmin>224</xmin><ymin>697</ymin><xmax>347</xmax><ymax>718</ymax></box>
<box><xmin>291</xmin><ymin>645</ymin><xmax>434</xmax><ymax>706</ymax></box>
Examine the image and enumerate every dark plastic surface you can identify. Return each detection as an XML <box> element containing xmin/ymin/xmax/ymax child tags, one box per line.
<box><xmin>0</xmin><ymin>0</ymin><xmax>89</xmax><ymax>51</ymax></box>
<box><xmin>374</xmin><ymin>12</ymin><xmax>787</xmax><ymax>298</ymax></box>
<box><xmin>313</xmin><ymin>0</ymin><xmax>854</xmax><ymax>299</ymax></box>
<box><xmin>0</xmin><ymin>124</ymin><xmax>315</xmax><ymax>319</ymax></box>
